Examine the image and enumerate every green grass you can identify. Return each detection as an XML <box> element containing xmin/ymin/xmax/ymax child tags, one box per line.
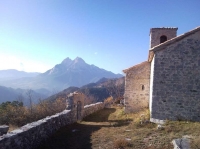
<box><xmin>38</xmin><ymin>106</ymin><xmax>200</xmax><ymax>149</ymax></box>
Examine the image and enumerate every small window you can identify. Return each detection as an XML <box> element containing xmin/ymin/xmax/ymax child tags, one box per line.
<box><xmin>142</xmin><ymin>85</ymin><xmax>145</xmax><ymax>90</ymax></box>
<box><xmin>160</xmin><ymin>35</ymin><xmax>167</xmax><ymax>43</ymax></box>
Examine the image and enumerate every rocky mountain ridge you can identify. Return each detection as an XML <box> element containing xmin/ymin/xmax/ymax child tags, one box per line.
<box><xmin>46</xmin><ymin>77</ymin><xmax>125</xmax><ymax>104</ymax></box>
<box><xmin>0</xmin><ymin>57</ymin><xmax>122</xmax><ymax>91</ymax></box>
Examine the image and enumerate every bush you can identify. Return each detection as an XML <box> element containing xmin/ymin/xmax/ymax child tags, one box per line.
<box><xmin>0</xmin><ymin>98</ymin><xmax>66</xmax><ymax>127</ymax></box>
<box><xmin>113</xmin><ymin>139</ymin><xmax>131</xmax><ymax>149</ymax></box>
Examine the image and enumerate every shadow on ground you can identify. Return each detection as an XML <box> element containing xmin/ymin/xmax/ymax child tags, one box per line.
<box><xmin>83</xmin><ymin>108</ymin><xmax>116</xmax><ymax>122</ymax></box>
<box><xmin>37</xmin><ymin>108</ymin><xmax>131</xmax><ymax>149</ymax></box>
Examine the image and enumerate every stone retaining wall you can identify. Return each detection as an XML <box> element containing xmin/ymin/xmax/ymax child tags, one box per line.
<box><xmin>0</xmin><ymin>102</ymin><xmax>104</xmax><ymax>149</ymax></box>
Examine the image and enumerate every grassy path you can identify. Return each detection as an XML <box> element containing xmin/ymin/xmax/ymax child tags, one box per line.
<box><xmin>38</xmin><ymin>106</ymin><xmax>200</xmax><ymax>149</ymax></box>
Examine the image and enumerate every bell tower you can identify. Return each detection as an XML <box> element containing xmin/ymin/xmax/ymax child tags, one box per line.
<box><xmin>150</xmin><ymin>27</ymin><xmax>178</xmax><ymax>48</ymax></box>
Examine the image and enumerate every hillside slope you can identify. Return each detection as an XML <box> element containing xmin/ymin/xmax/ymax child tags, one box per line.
<box><xmin>45</xmin><ymin>77</ymin><xmax>125</xmax><ymax>104</ymax></box>
<box><xmin>0</xmin><ymin>86</ymin><xmax>49</xmax><ymax>105</ymax></box>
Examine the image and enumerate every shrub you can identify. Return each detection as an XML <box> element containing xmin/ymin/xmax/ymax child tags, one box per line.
<box><xmin>0</xmin><ymin>98</ymin><xmax>66</xmax><ymax>127</ymax></box>
<box><xmin>113</xmin><ymin>139</ymin><xmax>131</xmax><ymax>149</ymax></box>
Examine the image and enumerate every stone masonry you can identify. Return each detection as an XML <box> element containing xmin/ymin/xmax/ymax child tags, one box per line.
<box><xmin>149</xmin><ymin>29</ymin><xmax>200</xmax><ymax>121</ymax></box>
<box><xmin>0</xmin><ymin>102</ymin><xmax>105</xmax><ymax>149</ymax></box>
<box><xmin>150</xmin><ymin>27</ymin><xmax>177</xmax><ymax>48</ymax></box>
<box><xmin>124</xmin><ymin>26</ymin><xmax>200</xmax><ymax>123</ymax></box>
<box><xmin>66</xmin><ymin>92</ymin><xmax>86</xmax><ymax>121</ymax></box>
<box><xmin>123</xmin><ymin>61</ymin><xmax>150</xmax><ymax>113</ymax></box>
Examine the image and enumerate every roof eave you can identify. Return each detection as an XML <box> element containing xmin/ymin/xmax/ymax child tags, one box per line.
<box><xmin>123</xmin><ymin>61</ymin><xmax>149</xmax><ymax>73</ymax></box>
<box><xmin>148</xmin><ymin>50</ymin><xmax>154</xmax><ymax>62</ymax></box>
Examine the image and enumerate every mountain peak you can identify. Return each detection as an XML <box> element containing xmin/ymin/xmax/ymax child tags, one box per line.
<box><xmin>73</xmin><ymin>57</ymin><xmax>85</xmax><ymax>64</ymax></box>
<box><xmin>61</xmin><ymin>57</ymin><xmax>72</xmax><ymax>65</ymax></box>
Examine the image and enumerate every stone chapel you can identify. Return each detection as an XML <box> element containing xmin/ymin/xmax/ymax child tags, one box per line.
<box><xmin>123</xmin><ymin>26</ymin><xmax>200</xmax><ymax>123</ymax></box>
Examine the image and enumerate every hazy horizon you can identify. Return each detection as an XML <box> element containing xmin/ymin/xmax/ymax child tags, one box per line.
<box><xmin>0</xmin><ymin>0</ymin><xmax>200</xmax><ymax>73</ymax></box>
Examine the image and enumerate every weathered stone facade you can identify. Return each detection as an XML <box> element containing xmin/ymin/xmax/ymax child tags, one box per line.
<box><xmin>124</xmin><ymin>26</ymin><xmax>200</xmax><ymax>122</ymax></box>
<box><xmin>123</xmin><ymin>61</ymin><xmax>150</xmax><ymax>113</ymax></box>
<box><xmin>149</xmin><ymin>29</ymin><xmax>200</xmax><ymax>121</ymax></box>
<box><xmin>0</xmin><ymin>102</ymin><xmax>105</xmax><ymax>149</ymax></box>
<box><xmin>66</xmin><ymin>92</ymin><xmax>85</xmax><ymax>121</ymax></box>
<box><xmin>150</xmin><ymin>27</ymin><xmax>177</xmax><ymax>48</ymax></box>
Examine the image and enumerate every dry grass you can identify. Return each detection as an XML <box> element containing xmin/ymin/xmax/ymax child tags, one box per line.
<box><xmin>8</xmin><ymin>124</ymin><xmax>19</xmax><ymax>132</ymax></box>
<box><xmin>0</xmin><ymin>98</ymin><xmax>66</xmax><ymax>128</ymax></box>
<box><xmin>38</xmin><ymin>106</ymin><xmax>200</xmax><ymax>149</ymax></box>
<box><xmin>191</xmin><ymin>136</ymin><xmax>200</xmax><ymax>149</ymax></box>
<box><xmin>113</xmin><ymin>139</ymin><xmax>132</xmax><ymax>149</ymax></box>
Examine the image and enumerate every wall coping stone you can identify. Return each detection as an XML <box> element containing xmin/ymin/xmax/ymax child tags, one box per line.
<box><xmin>150</xmin><ymin>118</ymin><xmax>166</xmax><ymax>124</ymax></box>
<box><xmin>84</xmin><ymin>102</ymin><xmax>103</xmax><ymax>108</ymax></box>
<box><xmin>0</xmin><ymin>103</ymin><xmax>104</xmax><ymax>149</ymax></box>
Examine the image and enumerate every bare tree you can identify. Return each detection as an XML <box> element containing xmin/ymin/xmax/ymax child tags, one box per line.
<box><xmin>37</xmin><ymin>98</ymin><xmax>53</xmax><ymax>117</ymax></box>
<box><xmin>106</xmin><ymin>79</ymin><xmax>124</xmax><ymax>104</ymax></box>
<box><xmin>16</xmin><ymin>92</ymin><xmax>24</xmax><ymax>105</ymax></box>
<box><xmin>81</xmin><ymin>88</ymin><xmax>98</xmax><ymax>105</ymax></box>
<box><xmin>26</xmin><ymin>89</ymin><xmax>34</xmax><ymax>114</ymax></box>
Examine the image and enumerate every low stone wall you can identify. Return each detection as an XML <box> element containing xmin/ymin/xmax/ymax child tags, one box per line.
<box><xmin>0</xmin><ymin>102</ymin><xmax>104</xmax><ymax>149</ymax></box>
<box><xmin>83</xmin><ymin>102</ymin><xmax>105</xmax><ymax>117</ymax></box>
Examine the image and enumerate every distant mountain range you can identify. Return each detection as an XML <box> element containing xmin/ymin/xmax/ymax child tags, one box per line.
<box><xmin>0</xmin><ymin>57</ymin><xmax>123</xmax><ymax>104</ymax></box>
<box><xmin>0</xmin><ymin>76</ymin><xmax>125</xmax><ymax>106</ymax></box>
<box><xmin>0</xmin><ymin>69</ymin><xmax>40</xmax><ymax>81</ymax></box>
<box><xmin>0</xmin><ymin>86</ymin><xmax>49</xmax><ymax>105</ymax></box>
<box><xmin>0</xmin><ymin>57</ymin><xmax>123</xmax><ymax>91</ymax></box>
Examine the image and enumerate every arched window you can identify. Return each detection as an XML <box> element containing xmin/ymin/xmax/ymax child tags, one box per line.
<box><xmin>160</xmin><ymin>35</ymin><xmax>167</xmax><ymax>43</ymax></box>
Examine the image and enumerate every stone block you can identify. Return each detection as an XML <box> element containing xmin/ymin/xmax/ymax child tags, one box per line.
<box><xmin>172</xmin><ymin>138</ymin><xmax>190</xmax><ymax>149</ymax></box>
<box><xmin>0</xmin><ymin>125</ymin><xmax>9</xmax><ymax>136</ymax></box>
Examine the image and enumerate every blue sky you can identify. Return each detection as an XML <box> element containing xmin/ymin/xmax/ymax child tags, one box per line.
<box><xmin>0</xmin><ymin>0</ymin><xmax>200</xmax><ymax>74</ymax></box>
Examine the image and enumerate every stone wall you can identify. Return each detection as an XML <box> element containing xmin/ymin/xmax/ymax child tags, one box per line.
<box><xmin>150</xmin><ymin>28</ymin><xmax>177</xmax><ymax>48</ymax></box>
<box><xmin>124</xmin><ymin>61</ymin><xmax>150</xmax><ymax>113</ymax></box>
<box><xmin>83</xmin><ymin>102</ymin><xmax>105</xmax><ymax>117</ymax></box>
<box><xmin>66</xmin><ymin>92</ymin><xmax>86</xmax><ymax>121</ymax></box>
<box><xmin>150</xmin><ymin>30</ymin><xmax>200</xmax><ymax>122</ymax></box>
<box><xmin>149</xmin><ymin>55</ymin><xmax>155</xmax><ymax>113</ymax></box>
<box><xmin>0</xmin><ymin>102</ymin><xmax>104</xmax><ymax>149</ymax></box>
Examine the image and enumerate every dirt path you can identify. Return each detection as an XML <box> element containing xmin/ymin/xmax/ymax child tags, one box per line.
<box><xmin>37</xmin><ymin>108</ymin><xmax>117</xmax><ymax>149</ymax></box>
<box><xmin>37</xmin><ymin>107</ymin><xmax>186</xmax><ymax>149</ymax></box>
<box><xmin>38</xmin><ymin>122</ymin><xmax>101</xmax><ymax>149</ymax></box>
